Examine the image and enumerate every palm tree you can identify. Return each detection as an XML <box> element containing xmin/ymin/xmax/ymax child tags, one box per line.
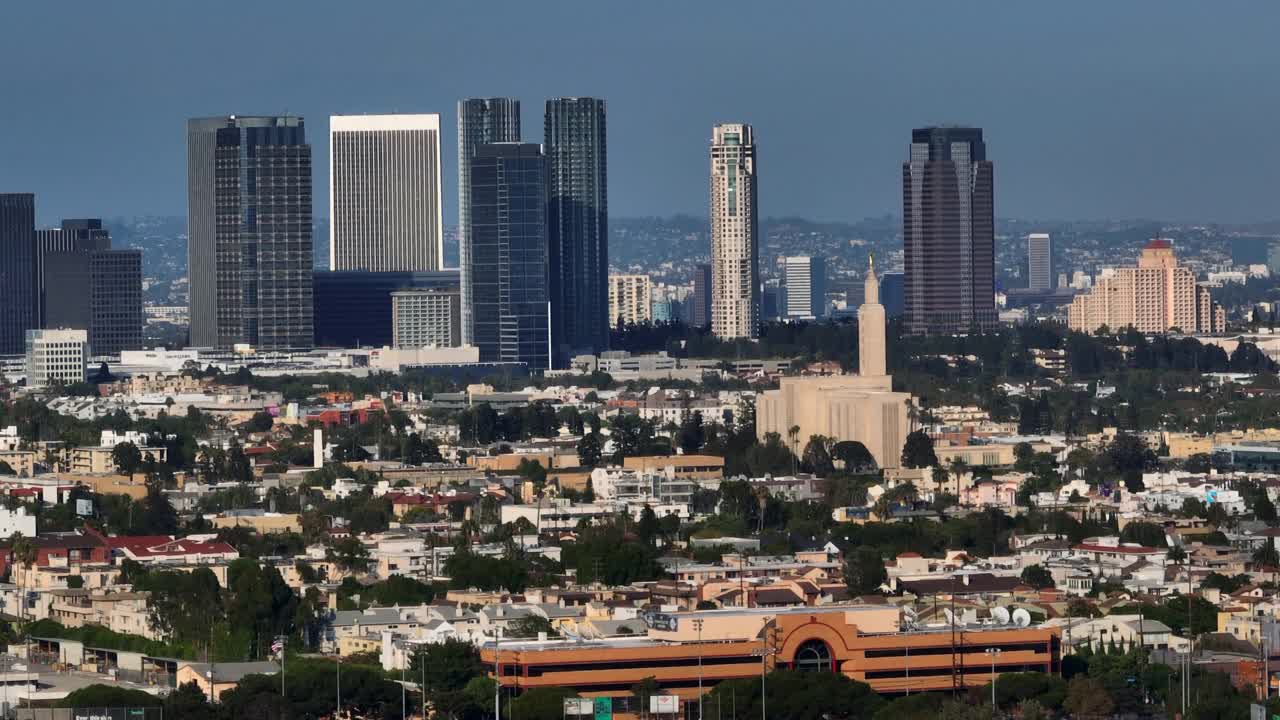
<box><xmin>948</xmin><ymin>457</ymin><xmax>969</xmax><ymax>503</ymax></box>
<box><xmin>787</xmin><ymin>425</ymin><xmax>801</xmax><ymax>474</ymax></box>
<box><xmin>9</xmin><ymin>534</ymin><xmax>36</xmax><ymax>642</ymax></box>
<box><xmin>904</xmin><ymin>399</ymin><xmax>919</xmax><ymax>434</ymax></box>
<box><xmin>751</xmin><ymin>486</ymin><xmax>770</xmax><ymax>533</ymax></box>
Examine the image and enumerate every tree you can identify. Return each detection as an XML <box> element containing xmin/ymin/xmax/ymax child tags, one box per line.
<box><xmin>576</xmin><ymin>433</ymin><xmax>603</xmax><ymax>469</ymax></box>
<box><xmin>507</xmin><ymin>614</ymin><xmax>557</xmax><ymax>639</ymax></box>
<box><xmin>411</xmin><ymin>638</ymin><xmax>484</xmax><ymax>694</ymax></box>
<box><xmin>57</xmin><ymin>684</ymin><xmax>161</xmax><ymax>708</ymax></box>
<box><xmin>111</xmin><ymin>441</ymin><xmax>143</xmax><ymax>480</ymax></box>
<box><xmin>832</xmin><ymin>441</ymin><xmax>877</xmax><ymax>473</ymax></box>
<box><xmin>801</xmin><ymin>435</ymin><xmax>834</xmax><ymax>477</ymax></box>
<box><xmin>509</xmin><ymin>687</ymin><xmax>580</xmax><ymax>720</ymax></box>
<box><xmin>1062</xmin><ymin>676</ymin><xmax>1114</xmax><ymax>718</ymax></box>
<box><xmin>1119</xmin><ymin>521</ymin><xmax>1167</xmax><ymax>548</ymax></box>
<box><xmin>677</xmin><ymin>411</ymin><xmax>706</xmax><ymax>454</ymax></box>
<box><xmin>900</xmin><ymin>430</ymin><xmax>937</xmax><ymax>469</ymax></box>
<box><xmin>1020</xmin><ymin>564</ymin><xmax>1055</xmax><ymax>589</ymax></box>
<box><xmin>844</xmin><ymin>548</ymin><xmax>887</xmax><ymax>595</ymax></box>
<box><xmin>328</xmin><ymin>536</ymin><xmax>371</xmax><ymax>572</ymax></box>
<box><xmin>1254</xmin><ymin>542</ymin><xmax>1280</xmax><ymax>568</ymax></box>
<box><xmin>244</xmin><ymin>411</ymin><xmax>274</xmax><ymax>433</ymax></box>
<box><xmin>637</xmin><ymin>505</ymin><xmax>660</xmax><ymax>546</ymax></box>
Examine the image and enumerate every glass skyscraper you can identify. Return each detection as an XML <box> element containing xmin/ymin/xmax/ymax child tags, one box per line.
<box><xmin>467</xmin><ymin>143</ymin><xmax>550</xmax><ymax>371</ymax></box>
<box><xmin>0</xmin><ymin>194</ymin><xmax>35</xmax><ymax>355</ymax></box>
<box><xmin>457</xmin><ymin>98</ymin><xmax>521</xmax><ymax>346</ymax></box>
<box><xmin>545</xmin><ymin>97</ymin><xmax>608</xmax><ymax>365</ymax></box>
<box><xmin>39</xmin><ymin>219</ymin><xmax>143</xmax><ymax>356</ymax></box>
<box><xmin>903</xmin><ymin>126</ymin><xmax>997</xmax><ymax>335</ymax></box>
<box><xmin>187</xmin><ymin>116</ymin><xmax>314</xmax><ymax>350</ymax></box>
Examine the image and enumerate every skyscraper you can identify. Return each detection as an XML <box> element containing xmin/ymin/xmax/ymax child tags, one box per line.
<box><xmin>903</xmin><ymin>126</ymin><xmax>997</xmax><ymax>335</ymax></box>
<box><xmin>691</xmin><ymin>263</ymin><xmax>712</xmax><ymax>328</ymax></box>
<box><xmin>468</xmin><ymin>143</ymin><xmax>550</xmax><ymax>371</ymax></box>
<box><xmin>709</xmin><ymin>123</ymin><xmax>759</xmax><ymax>340</ymax></box>
<box><xmin>0</xmin><ymin>194</ymin><xmax>36</xmax><ymax>355</ymax></box>
<box><xmin>457</xmin><ymin>98</ymin><xmax>521</xmax><ymax>346</ymax></box>
<box><xmin>1068</xmin><ymin>239</ymin><xmax>1225</xmax><ymax>334</ymax></box>
<box><xmin>329</xmin><ymin>114</ymin><xmax>443</xmax><ymax>272</ymax></box>
<box><xmin>35</xmin><ymin>219</ymin><xmax>110</xmax><ymax>327</ymax></box>
<box><xmin>39</xmin><ymin>219</ymin><xmax>142</xmax><ymax>356</ymax></box>
<box><xmin>188</xmin><ymin>116</ymin><xmax>314</xmax><ymax>350</ymax></box>
<box><xmin>1027</xmin><ymin>233</ymin><xmax>1052</xmax><ymax>292</ymax></box>
<box><xmin>783</xmin><ymin>256</ymin><xmax>826</xmax><ymax>319</ymax></box>
<box><xmin>545</xmin><ymin>97</ymin><xmax>608</xmax><ymax>365</ymax></box>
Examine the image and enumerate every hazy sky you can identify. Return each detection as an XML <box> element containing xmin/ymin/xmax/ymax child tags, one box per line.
<box><xmin>2</xmin><ymin>2</ymin><xmax>1278</xmax><ymax>226</ymax></box>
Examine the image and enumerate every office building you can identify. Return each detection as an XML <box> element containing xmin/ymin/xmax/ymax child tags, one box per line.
<box><xmin>481</xmin><ymin>607</ymin><xmax>1059</xmax><ymax>699</ymax></box>
<box><xmin>608</xmin><ymin>274</ymin><xmax>652</xmax><ymax>327</ymax></box>
<box><xmin>1068</xmin><ymin>239</ymin><xmax>1225</xmax><ymax>335</ymax></box>
<box><xmin>329</xmin><ymin>114</ymin><xmax>443</xmax><ymax>272</ymax></box>
<box><xmin>0</xmin><ymin>194</ymin><xmax>36</xmax><ymax>355</ymax></box>
<box><xmin>187</xmin><ymin>116</ymin><xmax>314</xmax><ymax>350</ymax></box>
<box><xmin>757</xmin><ymin>258</ymin><xmax>913</xmax><ymax>470</ymax></box>
<box><xmin>468</xmin><ymin>143</ymin><xmax>550</xmax><ymax>371</ymax></box>
<box><xmin>34</xmin><ymin>219</ymin><xmax>110</xmax><ymax>327</ymax></box>
<box><xmin>25</xmin><ymin>329</ymin><xmax>88</xmax><ymax>388</ymax></box>
<box><xmin>313</xmin><ymin>271</ymin><xmax>459</xmax><ymax>348</ymax></box>
<box><xmin>1027</xmin><ymin>233</ymin><xmax>1052</xmax><ymax>292</ymax></box>
<box><xmin>903</xmin><ymin>127</ymin><xmax>997</xmax><ymax>335</ymax></box>
<box><xmin>545</xmin><ymin>98</ymin><xmax>609</xmax><ymax>364</ymax></box>
<box><xmin>782</xmin><ymin>256</ymin><xmax>826</xmax><ymax>319</ymax></box>
<box><xmin>457</xmin><ymin>98</ymin><xmax>521</xmax><ymax>346</ymax></box>
<box><xmin>391</xmin><ymin>288</ymin><xmax>461</xmax><ymax>348</ymax></box>
<box><xmin>691</xmin><ymin>264</ymin><xmax>712</xmax><ymax>328</ymax></box>
<box><xmin>710</xmin><ymin>123</ymin><xmax>759</xmax><ymax>340</ymax></box>
<box><xmin>40</xmin><ymin>221</ymin><xmax>143</xmax><ymax>356</ymax></box>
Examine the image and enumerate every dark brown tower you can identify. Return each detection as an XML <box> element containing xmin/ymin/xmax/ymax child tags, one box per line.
<box><xmin>902</xmin><ymin>127</ymin><xmax>996</xmax><ymax>335</ymax></box>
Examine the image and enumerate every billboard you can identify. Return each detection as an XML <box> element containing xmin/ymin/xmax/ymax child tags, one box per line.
<box><xmin>563</xmin><ymin>699</ymin><xmax>594</xmax><ymax>716</ymax></box>
<box><xmin>650</xmin><ymin>696</ymin><xmax>679</xmax><ymax>714</ymax></box>
<box><xmin>75</xmin><ymin>499</ymin><xmax>93</xmax><ymax>517</ymax></box>
<box><xmin>593</xmin><ymin>697</ymin><xmax>612</xmax><ymax>720</ymax></box>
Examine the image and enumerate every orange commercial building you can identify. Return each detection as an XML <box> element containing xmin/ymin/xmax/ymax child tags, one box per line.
<box><xmin>481</xmin><ymin>606</ymin><xmax>1060</xmax><ymax>701</ymax></box>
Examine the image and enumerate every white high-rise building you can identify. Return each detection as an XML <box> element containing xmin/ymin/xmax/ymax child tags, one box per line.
<box><xmin>783</xmin><ymin>256</ymin><xmax>826</xmax><ymax>319</ymax></box>
<box><xmin>329</xmin><ymin>114</ymin><xmax>443</xmax><ymax>271</ymax></box>
<box><xmin>25</xmin><ymin>328</ymin><xmax>87</xmax><ymax>388</ymax></box>
<box><xmin>709</xmin><ymin>123</ymin><xmax>759</xmax><ymax>340</ymax></box>
<box><xmin>608</xmin><ymin>274</ymin><xmax>652</xmax><ymax>327</ymax></box>
<box><xmin>1027</xmin><ymin>233</ymin><xmax>1052</xmax><ymax>292</ymax></box>
<box><xmin>391</xmin><ymin>289</ymin><xmax>461</xmax><ymax>348</ymax></box>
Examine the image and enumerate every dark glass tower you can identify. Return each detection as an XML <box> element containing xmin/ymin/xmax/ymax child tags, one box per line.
<box><xmin>545</xmin><ymin>97</ymin><xmax>608</xmax><ymax>365</ymax></box>
<box><xmin>0</xmin><ymin>194</ymin><xmax>36</xmax><ymax>355</ymax></box>
<box><xmin>39</xmin><ymin>219</ymin><xmax>142</xmax><ymax>356</ymax></box>
<box><xmin>188</xmin><ymin>116</ymin><xmax>314</xmax><ymax>350</ymax></box>
<box><xmin>457</xmin><ymin>98</ymin><xmax>521</xmax><ymax>346</ymax></box>
<box><xmin>467</xmin><ymin>143</ymin><xmax>550</xmax><ymax>371</ymax></box>
<box><xmin>692</xmin><ymin>263</ymin><xmax>713</xmax><ymax>328</ymax></box>
<box><xmin>902</xmin><ymin>127</ymin><xmax>996</xmax><ymax>335</ymax></box>
<box><xmin>313</xmin><ymin>270</ymin><xmax>459</xmax><ymax>348</ymax></box>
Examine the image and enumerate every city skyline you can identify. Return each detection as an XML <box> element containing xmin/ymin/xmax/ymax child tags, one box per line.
<box><xmin>4</xmin><ymin>3</ymin><xmax>1280</xmax><ymax>225</ymax></box>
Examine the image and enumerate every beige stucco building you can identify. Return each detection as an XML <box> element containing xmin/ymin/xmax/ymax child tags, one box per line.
<box><xmin>756</xmin><ymin>258</ymin><xmax>912</xmax><ymax>469</ymax></box>
<box><xmin>608</xmin><ymin>274</ymin><xmax>652</xmax><ymax>326</ymax></box>
<box><xmin>1068</xmin><ymin>239</ymin><xmax>1224</xmax><ymax>334</ymax></box>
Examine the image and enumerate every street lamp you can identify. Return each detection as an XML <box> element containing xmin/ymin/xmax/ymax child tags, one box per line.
<box><xmin>985</xmin><ymin>648</ymin><xmax>1002</xmax><ymax>714</ymax></box>
<box><xmin>693</xmin><ymin>619</ymin><xmax>704</xmax><ymax>720</ymax></box>
<box><xmin>750</xmin><ymin>618</ymin><xmax>777</xmax><ymax>720</ymax></box>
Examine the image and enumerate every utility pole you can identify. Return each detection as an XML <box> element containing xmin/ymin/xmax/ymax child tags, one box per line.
<box><xmin>495</xmin><ymin>628</ymin><xmax>502</xmax><ymax>720</ymax></box>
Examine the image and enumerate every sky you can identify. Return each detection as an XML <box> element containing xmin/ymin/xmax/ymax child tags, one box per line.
<box><xmin>2</xmin><ymin>2</ymin><xmax>1278</xmax><ymax>226</ymax></box>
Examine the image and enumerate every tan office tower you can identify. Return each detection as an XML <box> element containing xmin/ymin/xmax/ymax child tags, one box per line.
<box><xmin>858</xmin><ymin>257</ymin><xmax>887</xmax><ymax>378</ymax></box>
<box><xmin>709</xmin><ymin>123</ymin><xmax>759</xmax><ymax>340</ymax></box>
<box><xmin>608</xmin><ymin>274</ymin><xmax>652</xmax><ymax>326</ymax></box>
<box><xmin>329</xmin><ymin>114</ymin><xmax>443</xmax><ymax>271</ymax></box>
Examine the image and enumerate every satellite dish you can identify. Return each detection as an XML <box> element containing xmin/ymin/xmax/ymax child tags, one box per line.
<box><xmin>1013</xmin><ymin>609</ymin><xmax>1032</xmax><ymax>627</ymax></box>
<box><xmin>991</xmin><ymin>607</ymin><xmax>1011</xmax><ymax>625</ymax></box>
<box><xmin>943</xmin><ymin>608</ymin><xmax>956</xmax><ymax>625</ymax></box>
<box><xmin>961</xmin><ymin>609</ymin><xmax>978</xmax><ymax>625</ymax></box>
